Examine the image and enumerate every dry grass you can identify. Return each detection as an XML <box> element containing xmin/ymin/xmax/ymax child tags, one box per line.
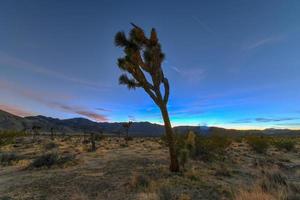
<box><xmin>0</xmin><ymin>136</ymin><xmax>299</xmax><ymax>199</ymax></box>
<box><xmin>235</xmin><ymin>186</ymin><xmax>275</xmax><ymax>200</ymax></box>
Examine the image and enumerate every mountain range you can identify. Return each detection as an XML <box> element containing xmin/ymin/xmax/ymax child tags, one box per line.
<box><xmin>1</xmin><ymin>109</ymin><xmax>300</xmax><ymax>137</ymax></box>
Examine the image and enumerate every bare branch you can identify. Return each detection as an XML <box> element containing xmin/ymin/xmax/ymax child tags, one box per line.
<box><xmin>144</xmin><ymin>86</ymin><xmax>159</xmax><ymax>105</ymax></box>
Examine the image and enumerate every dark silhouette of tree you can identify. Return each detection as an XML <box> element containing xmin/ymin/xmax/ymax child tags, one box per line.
<box><xmin>114</xmin><ymin>24</ymin><xmax>179</xmax><ymax>172</ymax></box>
<box><xmin>123</xmin><ymin>121</ymin><xmax>133</xmax><ymax>144</ymax></box>
<box><xmin>32</xmin><ymin>125</ymin><xmax>41</xmax><ymax>140</ymax></box>
<box><xmin>50</xmin><ymin>127</ymin><xmax>55</xmax><ymax>141</ymax></box>
<box><xmin>90</xmin><ymin>132</ymin><xmax>96</xmax><ymax>152</ymax></box>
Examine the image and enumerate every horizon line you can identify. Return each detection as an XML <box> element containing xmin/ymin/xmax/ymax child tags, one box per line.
<box><xmin>1</xmin><ymin>109</ymin><xmax>299</xmax><ymax>131</ymax></box>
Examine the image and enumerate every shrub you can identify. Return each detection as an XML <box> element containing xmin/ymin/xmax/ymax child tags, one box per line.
<box><xmin>261</xmin><ymin>171</ymin><xmax>287</xmax><ymax>192</ymax></box>
<box><xmin>0</xmin><ymin>152</ymin><xmax>18</xmax><ymax>166</ymax></box>
<box><xmin>194</xmin><ymin>134</ymin><xmax>231</xmax><ymax>161</ymax></box>
<box><xmin>44</xmin><ymin>142</ymin><xmax>58</xmax><ymax>150</ymax></box>
<box><xmin>130</xmin><ymin>173</ymin><xmax>150</xmax><ymax>190</ymax></box>
<box><xmin>0</xmin><ymin>131</ymin><xmax>27</xmax><ymax>146</ymax></box>
<box><xmin>179</xmin><ymin>148</ymin><xmax>189</xmax><ymax>169</ymax></box>
<box><xmin>125</xmin><ymin>136</ymin><xmax>133</xmax><ymax>141</ymax></box>
<box><xmin>215</xmin><ymin>164</ymin><xmax>231</xmax><ymax>177</ymax></box>
<box><xmin>246</xmin><ymin>136</ymin><xmax>269</xmax><ymax>154</ymax></box>
<box><xmin>185</xmin><ymin>131</ymin><xmax>196</xmax><ymax>157</ymax></box>
<box><xmin>172</xmin><ymin>132</ymin><xmax>231</xmax><ymax>162</ymax></box>
<box><xmin>29</xmin><ymin>153</ymin><xmax>75</xmax><ymax>168</ymax></box>
<box><xmin>30</xmin><ymin>153</ymin><xmax>59</xmax><ymax>168</ymax></box>
<box><xmin>120</xmin><ymin>143</ymin><xmax>128</xmax><ymax>148</ymax></box>
<box><xmin>272</xmin><ymin>139</ymin><xmax>296</xmax><ymax>151</ymax></box>
<box><xmin>234</xmin><ymin>186</ymin><xmax>274</xmax><ymax>200</ymax></box>
<box><xmin>159</xmin><ymin>185</ymin><xmax>173</xmax><ymax>200</ymax></box>
<box><xmin>95</xmin><ymin>134</ymin><xmax>105</xmax><ymax>141</ymax></box>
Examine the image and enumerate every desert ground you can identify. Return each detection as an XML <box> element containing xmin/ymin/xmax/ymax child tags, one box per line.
<box><xmin>0</xmin><ymin>135</ymin><xmax>299</xmax><ymax>200</ymax></box>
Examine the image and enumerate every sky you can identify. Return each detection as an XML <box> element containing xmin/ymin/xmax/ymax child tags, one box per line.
<box><xmin>0</xmin><ymin>0</ymin><xmax>300</xmax><ymax>129</ymax></box>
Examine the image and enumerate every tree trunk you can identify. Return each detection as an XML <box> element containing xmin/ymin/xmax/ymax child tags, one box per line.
<box><xmin>160</xmin><ymin>104</ymin><xmax>180</xmax><ymax>172</ymax></box>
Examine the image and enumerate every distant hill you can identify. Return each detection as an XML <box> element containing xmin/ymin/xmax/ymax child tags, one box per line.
<box><xmin>0</xmin><ymin>109</ymin><xmax>300</xmax><ymax>137</ymax></box>
<box><xmin>0</xmin><ymin>110</ymin><xmax>24</xmax><ymax>131</ymax></box>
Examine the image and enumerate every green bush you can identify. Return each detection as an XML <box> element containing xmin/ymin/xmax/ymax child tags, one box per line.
<box><xmin>246</xmin><ymin>136</ymin><xmax>269</xmax><ymax>154</ymax></box>
<box><xmin>0</xmin><ymin>152</ymin><xmax>18</xmax><ymax>166</ymax></box>
<box><xmin>194</xmin><ymin>134</ymin><xmax>231</xmax><ymax>161</ymax></box>
<box><xmin>272</xmin><ymin>139</ymin><xmax>296</xmax><ymax>151</ymax></box>
<box><xmin>172</xmin><ymin>131</ymin><xmax>231</xmax><ymax>162</ymax></box>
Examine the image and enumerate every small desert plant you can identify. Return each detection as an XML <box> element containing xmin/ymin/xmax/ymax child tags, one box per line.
<box><xmin>0</xmin><ymin>131</ymin><xmax>27</xmax><ymax>146</ymax></box>
<box><xmin>185</xmin><ymin>131</ymin><xmax>196</xmax><ymax>157</ymax></box>
<box><xmin>30</xmin><ymin>153</ymin><xmax>59</xmax><ymax>168</ymax></box>
<box><xmin>120</xmin><ymin>143</ymin><xmax>128</xmax><ymax>148</ymax></box>
<box><xmin>261</xmin><ymin>171</ymin><xmax>288</xmax><ymax>192</ymax></box>
<box><xmin>246</xmin><ymin>136</ymin><xmax>269</xmax><ymax>154</ymax></box>
<box><xmin>94</xmin><ymin>134</ymin><xmax>105</xmax><ymax>141</ymax></box>
<box><xmin>43</xmin><ymin>142</ymin><xmax>58</xmax><ymax>150</ymax></box>
<box><xmin>178</xmin><ymin>148</ymin><xmax>189</xmax><ymax>169</ymax></box>
<box><xmin>123</xmin><ymin>121</ymin><xmax>133</xmax><ymax>144</ymax></box>
<box><xmin>130</xmin><ymin>173</ymin><xmax>150</xmax><ymax>190</ymax></box>
<box><xmin>194</xmin><ymin>134</ymin><xmax>231</xmax><ymax>161</ymax></box>
<box><xmin>234</xmin><ymin>186</ymin><xmax>275</xmax><ymax>200</ymax></box>
<box><xmin>215</xmin><ymin>164</ymin><xmax>231</xmax><ymax>177</ymax></box>
<box><xmin>272</xmin><ymin>139</ymin><xmax>296</xmax><ymax>151</ymax></box>
<box><xmin>0</xmin><ymin>152</ymin><xmax>18</xmax><ymax>166</ymax></box>
<box><xmin>158</xmin><ymin>185</ymin><xmax>173</xmax><ymax>200</ymax></box>
<box><xmin>125</xmin><ymin>136</ymin><xmax>133</xmax><ymax>141</ymax></box>
<box><xmin>178</xmin><ymin>194</ymin><xmax>191</xmax><ymax>200</ymax></box>
<box><xmin>90</xmin><ymin>132</ymin><xmax>96</xmax><ymax>152</ymax></box>
<box><xmin>50</xmin><ymin>127</ymin><xmax>55</xmax><ymax>140</ymax></box>
<box><xmin>29</xmin><ymin>152</ymin><xmax>75</xmax><ymax>168</ymax></box>
<box><xmin>233</xmin><ymin>137</ymin><xmax>243</xmax><ymax>143</ymax></box>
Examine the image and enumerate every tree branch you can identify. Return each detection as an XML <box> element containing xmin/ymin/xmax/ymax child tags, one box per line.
<box><xmin>163</xmin><ymin>78</ymin><xmax>170</xmax><ymax>104</ymax></box>
<box><xmin>144</xmin><ymin>86</ymin><xmax>159</xmax><ymax>105</ymax></box>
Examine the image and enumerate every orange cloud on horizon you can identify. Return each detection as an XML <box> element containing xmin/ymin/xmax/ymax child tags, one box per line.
<box><xmin>0</xmin><ymin>104</ymin><xmax>34</xmax><ymax>117</ymax></box>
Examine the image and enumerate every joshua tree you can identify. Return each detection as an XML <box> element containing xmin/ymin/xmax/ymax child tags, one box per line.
<box><xmin>114</xmin><ymin>24</ymin><xmax>179</xmax><ymax>172</ymax></box>
<box><xmin>90</xmin><ymin>132</ymin><xmax>96</xmax><ymax>152</ymax></box>
<box><xmin>50</xmin><ymin>127</ymin><xmax>55</xmax><ymax>141</ymax></box>
<box><xmin>123</xmin><ymin>121</ymin><xmax>133</xmax><ymax>141</ymax></box>
<box><xmin>32</xmin><ymin>125</ymin><xmax>41</xmax><ymax>140</ymax></box>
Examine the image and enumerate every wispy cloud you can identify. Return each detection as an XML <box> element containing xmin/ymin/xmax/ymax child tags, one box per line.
<box><xmin>0</xmin><ymin>79</ymin><xmax>71</xmax><ymax>102</ymax></box>
<box><xmin>0</xmin><ymin>80</ymin><xmax>108</xmax><ymax>122</ymax></box>
<box><xmin>48</xmin><ymin>102</ymin><xmax>108</xmax><ymax>122</ymax></box>
<box><xmin>170</xmin><ymin>96</ymin><xmax>252</xmax><ymax>118</ymax></box>
<box><xmin>231</xmin><ymin>117</ymin><xmax>299</xmax><ymax>124</ymax></box>
<box><xmin>0</xmin><ymin>104</ymin><xmax>35</xmax><ymax>117</ymax></box>
<box><xmin>0</xmin><ymin>52</ymin><xmax>110</xmax><ymax>91</ymax></box>
<box><xmin>96</xmin><ymin>108</ymin><xmax>112</xmax><ymax>112</ymax></box>
<box><xmin>169</xmin><ymin>65</ymin><xmax>206</xmax><ymax>82</ymax></box>
<box><xmin>246</xmin><ymin>36</ymin><xmax>282</xmax><ymax>50</ymax></box>
<box><xmin>193</xmin><ymin>16</ymin><xmax>215</xmax><ymax>34</ymax></box>
<box><xmin>275</xmin><ymin>123</ymin><xmax>300</xmax><ymax>127</ymax></box>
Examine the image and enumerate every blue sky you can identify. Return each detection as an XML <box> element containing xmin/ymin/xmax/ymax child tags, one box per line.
<box><xmin>0</xmin><ymin>0</ymin><xmax>300</xmax><ymax>129</ymax></box>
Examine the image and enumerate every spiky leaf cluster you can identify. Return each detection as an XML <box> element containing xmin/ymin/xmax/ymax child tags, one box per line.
<box><xmin>115</xmin><ymin>24</ymin><xmax>169</xmax><ymax>106</ymax></box>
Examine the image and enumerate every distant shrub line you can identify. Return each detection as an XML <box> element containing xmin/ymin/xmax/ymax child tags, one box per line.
<box><xmin>0</xmin><ymin>131</ymin><xmax>27</xmax><ymax>146</ymax></box>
